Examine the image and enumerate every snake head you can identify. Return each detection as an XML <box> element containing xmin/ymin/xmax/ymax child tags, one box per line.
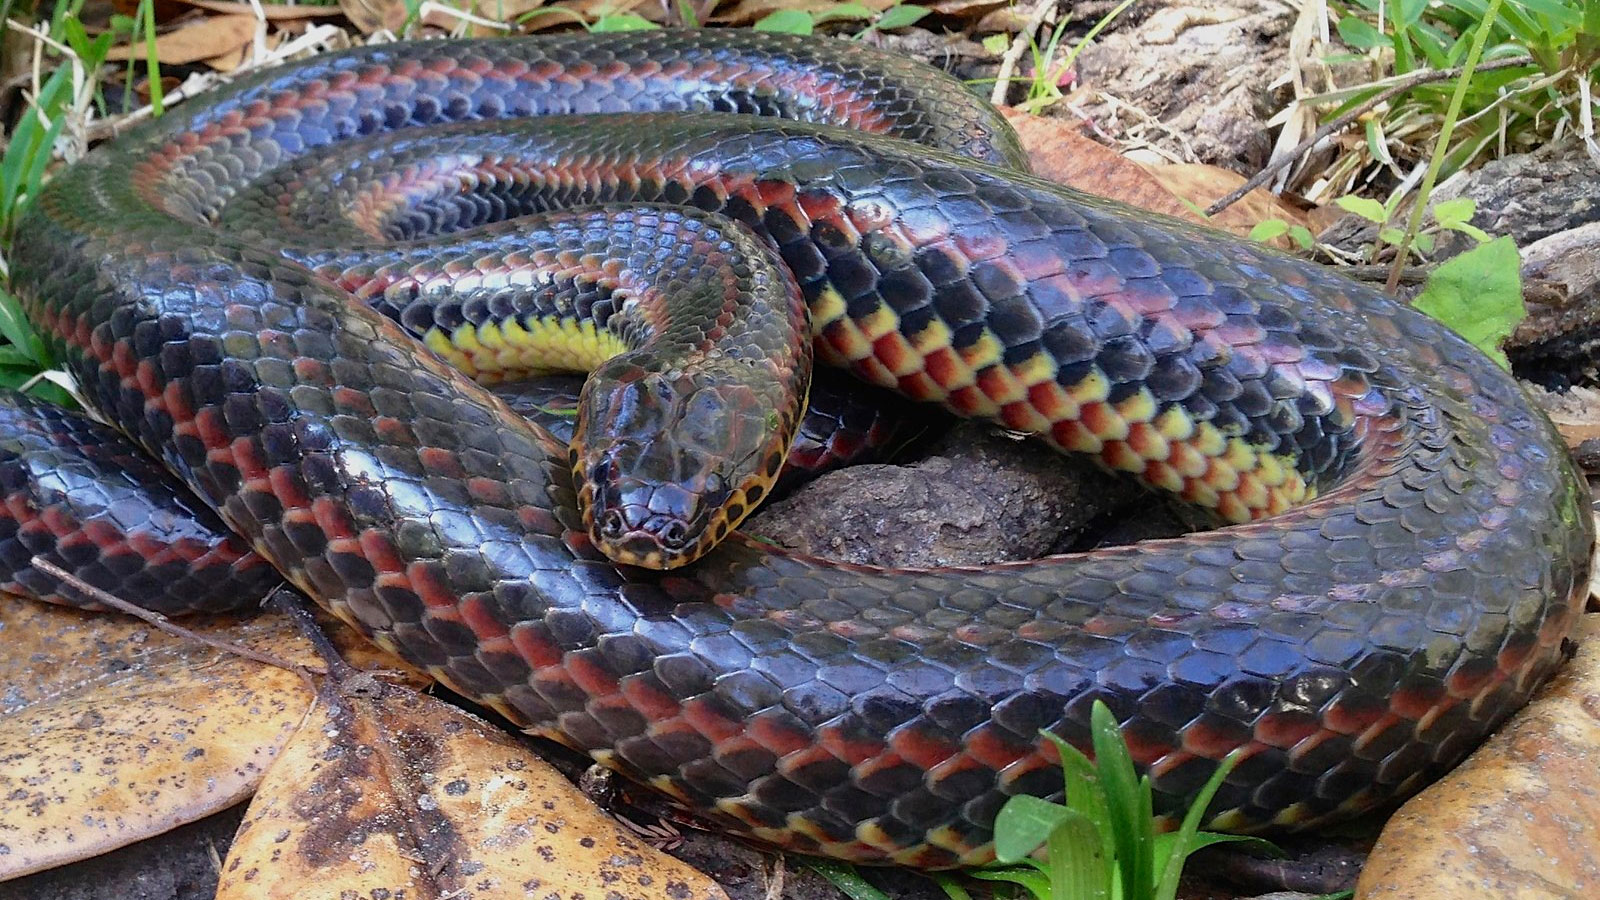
<box><xmin>574</xmin><ymin>359</ymin><xmax>796</xmax><ymax>569</ymax></box>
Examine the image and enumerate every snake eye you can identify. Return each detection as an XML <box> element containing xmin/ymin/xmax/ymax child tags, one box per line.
<box><xmin>599</xmin><ymin>509</ymin><xmax>626</xmax><ymax>539</ymax></box>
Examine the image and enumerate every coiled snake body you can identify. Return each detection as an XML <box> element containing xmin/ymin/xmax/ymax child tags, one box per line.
<box><xmin>7</xmin><ymin>31</ymin><xmax>1593</xmax><ymax>867</ymax></box>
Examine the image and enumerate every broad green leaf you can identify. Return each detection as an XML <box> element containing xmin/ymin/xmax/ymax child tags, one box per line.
<box><xmin>1249</xmin><ymin>219</ymin><xmax>1290</xmax><ymax>242</ymax></box>
<box><xmin>1407</xmin><ymin>20</ymin><xmax>1452</xmax><ymax>67</ymax></box>
<box><xmin>1431</xmin><ymin>196</ymin><xmax>1478</xmax><ymax>226</ymax></box>
<box><xmin>1336</xmin><ymin>15</ymin><xmax>1385</xmax><ymax>48</ymax></box>
<box><xmin>982</xmin><ymin>33</ymin><xmax>1011</xmax><ymax>54</ymax></box>
<box><xmin>993</xmin><ymin>795</ymin><xmax>1075</xmax><ymax>863</ymax></box>
<box><xmin>1413</xmin><ymin>236</ymin><xmax>1524</xmax><ymax>368</ymax></box>
<box><xmin>1334</xmin><ymin>195</ymin><xmax>1389</xmax><ymax>224</ymax></box>
<box><xmin>1514</xmin><ymin>0</ymin><xmax>1582</xmax><ymax>27</ymax></box>
<box><xmin>874</xmin><ymin>3</ymin><xmax>930</xmax><ymax>30</ymax></box>
<box><xmin>1044</xmin><ymin>808</ymin><xmax>1109</xmax><ymax>900</ymax></box>
<box><xmin>589</xmin><ymin>12</ymin><xmax>660</xmax><ymax>30</ymax></box>
<box><xmin>1396</xmin><ymin>0</ymin><xmax>1428</xmax><ymax>26</ymax></box>
<box><xmin>755</xmin><ymin>9</ymin><xmax>814</xmax><ymax>33</ymax></box>
<box><xmin>1441</xmin><ymin>219</ymin><xmax>1492</xmax><ymax>243</ymax></box>
<box><xmin>813</xmin><ymin>2</ymin><xmax>874</xmax><ymax>23</ymax></box>
<box><xmin>1289</xmin><ymin>225</ymin><xmax>1316</xmax><ymax>250</ymax></box>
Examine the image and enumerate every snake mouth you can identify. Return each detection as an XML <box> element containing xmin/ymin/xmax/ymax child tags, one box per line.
<box><xmin>584</xmin><ymin>448</ymin><xmax>728</xmax><ymax>569</ymax></box>
<box><xmin>595</xmin><ymin>507</ymin><xmax>695</xmax><ymax>568</ymax></box>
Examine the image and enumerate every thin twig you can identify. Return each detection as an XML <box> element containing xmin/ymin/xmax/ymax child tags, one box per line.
<box><xmin>269</xmin><ymin>587</ymin><xmax>357</xmax><ymax>678</ymax></box>
<box><xmin>989</xmin><ymin>0</ymin><xmax>1057</xmax><ymax>107</ymax></box>
<box><xmin>30</xmin><ymin>555</ymin><xmax>321</xmax><ymax>674</ymax></box>
<box><xmin>1338</xmin><ymin>263</ymin><xmax>1430</xmax><ymax>285</ymax></box>
<box><xmin>1205</xmin><ymin>54</ymin><xmax>1535</xmax><ymax>217</ymax></box>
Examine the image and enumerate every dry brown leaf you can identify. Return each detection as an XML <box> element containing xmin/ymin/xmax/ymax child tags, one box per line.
<box><xmin>0</xmin><ymin>594</ymin><xmax>424</xmax><ymax>881</ymax></box>
<box><xmin>0</xmin><ymin>597</ymin><xmax>308</xmax><ymax>880</ymax></box>
<box><xmin>1556</xmin><ymin>420</ymin><xmax>1600</xmax><ymax>447</ymax></box>
<box><xmin>1530</xmin><ymin>385</ymin><xmax>1600</xmax><ymax>454</ymax></box>
<box><xmin>340</xmin><ymin>0</ymin><xmax>408</xmax><ymax>36</ymax></box>
<box><xmin>1142</xmin><ymin>163</ymin><xmax>1312</xmax><ymax>242</ymax></box>
<box><xmin>550</xmin><ymin>0</ymin><xmax>655</xmax><ymax>25</ymax></box>
<box><xmin>925</xmin><ymin>0</ymin><xmax>1007</xmax><ymax>18</ymax></box>
<box><xmin>492</xmin><ymin>0</ymin><xmax>561</xmax><ymax>30</ymax></box>
<box><xmin>1356</xmin><ymin>613</ymin><xmax>1600</xmax><ymax>899</ymax></box>
<box><xmin>1001</xmin><ymin>109</ymin><xmax>1200</xmax><ymax>223</ymax></box>
<box><xmin>711</xmin><ymin>0</ymin><xmax>893</xmax><ymax>26</ymax></box>
<box><xmin>205</xmin><ymin>29</ymin><xmax>280</xmax><ymax>72</ymax></box>
<box><xmin>217</xmin><ymin>678</ymin><xmax>728</xmax><ymax>900</ymax></box>
<box><xmin>176</xmin><ymin>0</ymin><xmax>345</xmax><ymax>19</ymax></box>
<box><xmin>105</xmin><ymin>14</ymin><xmax>256</xmax><ymax>65</ymax></box>
<box><xmin>204</xmin><ymin>40</ymin><xmax>251</xmax><ymax>72</ymax></box>
<box><xmin>111</xmin><ymin>0</ymin><xmax>192</xmax><ymax>24</ymax></box>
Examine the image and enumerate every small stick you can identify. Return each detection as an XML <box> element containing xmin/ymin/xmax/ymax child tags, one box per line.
<box><xmin>1205</xmin><ymin>55</ymin><xmax>1535</xmax><ymax>217</ymax></box>
<box><xmin>30</xmin><ymin>555</ymin><xmax>320</xmax><ymax>675</ymax></box>
<box><xmin>990</xmin><ymin>0</ymin><xmax>1058</xmax><ymax>107</ymax></box>
<box><xmin>268</xmin><ymin>587</ymin><xmax>357</xmax><ymax>678</ymax></box>
<box><xmin>1339</xmin><ymin>263</ymin><xmax>1431</xmax><ymax>285</ymax></box>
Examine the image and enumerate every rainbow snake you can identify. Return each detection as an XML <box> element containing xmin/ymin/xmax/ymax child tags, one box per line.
<box><xmin>4</xmin><ymin>30</ymin><xmax>1594</xmax><ymax>867</ymax></box>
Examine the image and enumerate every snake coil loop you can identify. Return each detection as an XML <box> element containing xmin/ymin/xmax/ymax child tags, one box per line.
<box><xmin>5</xmin><ymin>30</ymin><xmax>1592</xmax><ymax>867</ymax></box>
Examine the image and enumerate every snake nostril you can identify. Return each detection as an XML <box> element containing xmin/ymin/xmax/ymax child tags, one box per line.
<box><xmin>599</xmin><ymin>509</ymin><xmax>625</xmax><ymax>539</ymax></box>
<box><xmin>657</xmin><ymin>520</ymin><xmax>688</xmax><ymax>550</ymax></box>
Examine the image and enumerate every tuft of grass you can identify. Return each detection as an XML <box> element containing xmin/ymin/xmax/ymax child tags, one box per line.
<box><xmin>1313</xmin><ymin>0</ymin><xmax>1599</xmax><ymax>196</ymax></box>
<box><xmin>0</xmin><ymin>0</ymin><xmax>133</xmax><ymax>404</ymax></box>
<box><xmin>959</xmin><ymin>701</ymin><xmax>1271</xmax><ymax>900</ymax></box>
<box><xmin>812</xmin><ymin>701</ymin><xmax>1274</xmax><ymax>900</ymax></box>
<box><xmin>1012</xmin><ymin>0</ymin><xmax>1138</xmax><ymax>115</ymax></box>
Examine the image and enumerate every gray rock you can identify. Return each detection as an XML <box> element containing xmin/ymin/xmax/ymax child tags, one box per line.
<box><xmin>1073</xmin><ymin>2</ymin><xmax>1298</xmax><ymax>168</ymax></box>
<box><xmin>1431</xmin><ymin>140</ymin><xmax>1600</xmax><ymax>258</ymax></box>
<box><xmin>746</xmin><ymin>422</ymin><xmax>1137</xmax><ymax>567</ymax></box>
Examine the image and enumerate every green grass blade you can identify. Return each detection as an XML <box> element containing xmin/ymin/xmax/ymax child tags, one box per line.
<box><xmin>0</xmin><ymin>346</ymin><xmax>38</xmax><ymax>367</ymax></box>
<box><xmin>1088</xmin><ymin>701</ymin><xmax>1152</xmax><ymax>900</ymax></box>
<box><xmin>929</xmin><ymin>872</ymin><xmax>974</xmax><ymax>900</ymax></box>
<box><xmin>134</xmin><ymin>0</ymin><xmax>164</xmax><ymax>115</ymax></box>
<box><xmin>0</xmin><ymin>286</ymin><xmax>52</xmax><ymax>368</ymax></box>
<box><xmin>1151</xmin><ymin>830</ymin><xmax>1279</xmax><ymax>870</ymax></box>
<box><xmin>1152</xmin><ymin>750</ymin><xmax>1246</xmax><ymax>900</ymax></box>
<box><xmin>1046</xmin><ymin>730</ymin><xmax>1115</xmax><ymax>865</ymax></box>
<box><xmin>802</xmin><ymin>861</ymin><xmax>891</xmax><ymax>900</ymax></box>
<box><xmin>1</xmin><ymin>64</ymin><xmax>73</xmax><ymax>234</ymax></box>
<box><xmin>966</xmin><ymin>864</ymin><xmax>1052</xmax><ymax>898</ymax></box>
